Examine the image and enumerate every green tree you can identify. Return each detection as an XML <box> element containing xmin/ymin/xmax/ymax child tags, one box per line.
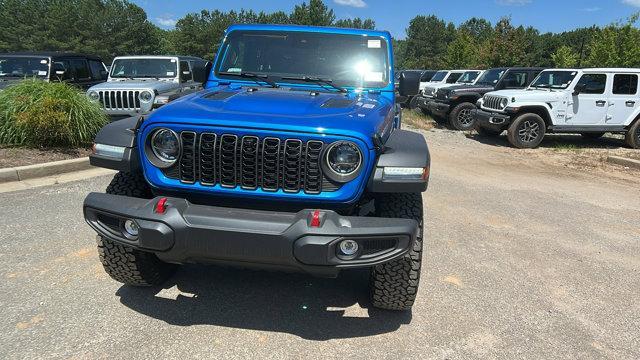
<box><xmin>402</xmin><ymin>15</ymin><xmax>456</xmax><ymax>69</ymax></box>
<box><xmin>551</xmin><ymin>45</ymin><xmax>579</xmax><ymax>67</ymax></box>
<box><xmin>444</xmin><ymin>31</ymin><xmax>479</xmax><ymax>68</ymax></box>
<box><xmin>334</xmin><ymin>18</ymin><xmax>375</xmax><ymax>29</ymax></box>
<box><xmin>289</xmin><ymin>0</ymin><xmax>335</xmax><ymax>26</ymax></box>
<box><xmin>480</xmin><ymin>17</ymin><xmax>529</xmax><ymax>67</ymax></box>
<box><xmin>586</xmin><ymin>14</ymin><xmax>640</xmax><ymax>67</ymax></box>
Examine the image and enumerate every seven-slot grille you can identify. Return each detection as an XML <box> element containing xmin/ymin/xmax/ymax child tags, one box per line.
<box><xmin>483</xmin><ymin>94</ymin><xmax>506</xmax><ymax>110</ymax></box>
<box><xmin>98</xmin><ymin>90</ymin><xmax>142</xmax><ymax>111</ymax></box>
<box><xmin>169</xmin><ymin>131</ymin><xmax>332</xmax><ymax>194</ymax></box>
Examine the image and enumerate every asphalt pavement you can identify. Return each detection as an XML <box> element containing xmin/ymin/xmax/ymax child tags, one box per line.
<box><xmin>1</xmin><ymin>129</ymin><xmax>639</xmax><ymax>359</ymax></box>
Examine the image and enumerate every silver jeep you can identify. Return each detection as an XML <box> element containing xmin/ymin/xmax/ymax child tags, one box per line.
<box><xmin>87</xmin><ymin>55</ymin><xmax>209</xmax><ymax>120</ymax></box>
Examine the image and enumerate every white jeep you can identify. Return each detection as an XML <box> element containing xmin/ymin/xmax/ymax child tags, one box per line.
<box><xmin>414</xmin><ymin>70</ymin><xmax>483</xmax><ymax>111</ymax></box>
<box><xmin>475</xmin><ymin>68</ymin><xmax>640</xmax><ymax>149</ymax></box>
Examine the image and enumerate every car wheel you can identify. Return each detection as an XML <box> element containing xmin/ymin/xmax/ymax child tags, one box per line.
<box><xmin>625</xmin><ymin>119</ymin><xmax>640</xmax><ymax>149</ymax></box>
<box><xmin>370</xmin><ymin>193</ymin><xmax>423</xmax><ymax>311</ymax></box>
<box><xmin>581</xmin><ymin>132</ymin><xmax>605</xmax><ymax>140</ymax></box>
<box><xmin>408</xmin><ymin>96</ymin><xmax>419</xmax><ymax>109</ymax></box>
<box><xmin>448</xmin><ymin>102</ymin><xmax>477</xmax><ymax>131</ymax></box>
<box><xmin>98</xmin><ymin>171</ymin><xmax>176</xmax><ymax>286</ymax></box>
<box><xmin>507</xmin><ymin>113</ymin><xmax>546</xmax><ymax>149</ymax></box>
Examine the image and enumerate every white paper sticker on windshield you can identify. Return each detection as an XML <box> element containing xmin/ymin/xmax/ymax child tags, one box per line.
<box><xmin>227</xmin><ymin>68</ymin><xmax>242</xmax><ymax>73</ymax></box>
<box><xmin>170</xmin><ymin>59</ymin><xmax>177</xmax><ymax>62</ymax></box>
<box><xmin>38</xmin><ymin>70</ymin><xmax>47</xmax><ymax>76</ymax></box>
<box><xmin>365</xmin><ymin>72</ymin><xmax>383</xmax><ymax>82</ymax></box>
<box><xmin>368</xmin><ymin>40</ymin><xmax>381</xmax><ymax>48</ymax></box>
<box><xmin>167</xmin><ymin>71</ymin><xmax>175</xmax><ymax>76</ymax></box>
<box><xmin>40</xmin><ymin>59</ymin><xmax>48</xmax><ymax>64</ymax></box>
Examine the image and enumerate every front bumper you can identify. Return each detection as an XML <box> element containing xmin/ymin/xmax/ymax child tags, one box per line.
<box><xmin>414</xmin><ymin>95</ymin><xmax>433</xmax><ymax>109</ymax></box>
<box><xmin>426</xmin><ymin>100</ymin><xmax>450</xmax><ymax>117</ymax></box>
<box><xmin>83</xmin><ymin>193</ymin><xmax>419</xmax><ymax>277</ymax></box>
<box><xmin>474</xmin><ymin>108</ymin><xmax>512</xmax><ymax>131</ymax></box>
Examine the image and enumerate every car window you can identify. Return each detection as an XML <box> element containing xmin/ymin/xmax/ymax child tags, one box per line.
<box><xmin>180</xmin><ymin>61</ymin><xmax>192</xmax><ymax>81</ymax></box>
<box><xmin>420</xmin><ymin>72</ymin><xmax>434</xmax><ymax>82</ymax></box>
<box><xmin>88</xmin><ymin>60</ymin><xmax>106</xmax><ymax>80</ymax></box>
<box><xmin>446</xmin><ymin>72</ymin><xmax>463</xmax><ymax>83</ymax></box>
<box><xmin>576</xmin><ymin>74</ymin><xmax>607</xmax><ymax>94</ymax></box>
<box><xmin>502</xmin><ymin>71</ymin><xmax>528</xmax><ymax>88</ymax></box>
<box><xmin>612</xmin><ymin>74</ymin><xmax>638</xmax><ymax>95</ymax></box>
<box><xmin>69</xmin><ymin>59</ymin><xmax>91</xmax><ymax>80</ymax></box>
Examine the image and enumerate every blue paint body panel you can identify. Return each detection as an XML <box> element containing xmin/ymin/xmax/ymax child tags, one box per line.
<box><xmin>139</xmin><ymin>24</ymin><xmax>397</xmax><ymax>205</ymax></box>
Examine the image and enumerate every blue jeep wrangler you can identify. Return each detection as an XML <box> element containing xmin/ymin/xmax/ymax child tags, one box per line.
<box><xmin>83</xmin><ymin>24</ymin><xmax>430</xmax><ymax>311</ymax></box>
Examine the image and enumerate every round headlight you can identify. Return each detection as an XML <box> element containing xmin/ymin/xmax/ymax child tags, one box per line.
<box><xmin>140</xmin><ymin>90</ymin><xmax>154</xmax><ymax>103</ymax></box>
<box><xmin>150</xmin><ymin>128</ymin><xmax>180</xmax><ymax>164</ymax></box>
<box><xmin>88</xmin><ymin>91</ymin><xmax>99</xmax><ymax>102</ymax></box>
<box><xmin>500</xmin><ymin>98</ymin><xmax>509</xmax><ymax>109</ymax></box>
<box><xmin>323</xmin><ymin>141</ymin><xmax>362</xmax><ymax>182</ymax></box>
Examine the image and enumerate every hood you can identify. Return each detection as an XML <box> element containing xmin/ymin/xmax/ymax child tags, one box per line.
<box><xmin>0</xmin><ymin>78</ymin><xmax>21</xmax><ymax>90</ymax></box>
<box><xmin>445</xmin><ymin>84</ymin><xmax>493</xmax><ymax>94</ymax></box>
<box><xmin>88</xmin><ymin>80</ymin><xmax>178</xmax><ymax>93</ymax></box>
<box><xmin>144</xmin><ymin>86</ymin><xmax>393</xmax><ymax>147</ymax></box>
<box><xmin>487</xmin><ymin>88</ymin><xmax>566</xmax><ymax>102</ymax></box>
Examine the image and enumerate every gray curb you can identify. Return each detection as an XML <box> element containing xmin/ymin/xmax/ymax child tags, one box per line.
<box><xmin>607</xmin><ymin>155</ymin><xmax>640</xmax><ymax>170</ymax></box>
<box><xmin>0</xmin><ymin>157</ymin><xmax>91</xmax><ymax>183</ymax></box>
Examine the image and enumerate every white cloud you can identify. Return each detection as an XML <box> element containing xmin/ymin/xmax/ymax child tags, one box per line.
<box><xmin>333</xmin><ymin>0</ymin><xmax>367</xmax><ymax>8</ymax></box>
<box><xmin>622</xmin><ymin>0</ymin><xmax>640</xmax><ymax>7</ymax></box>
<box><xmin>155</xmin><ymin>15</ymin><xmax>177</xmax><ymax>27</ymax></box>
<box><xmin>496</xmin><ymin>0</ymin><xmax>532</xmax><ymax>5</ymax></box>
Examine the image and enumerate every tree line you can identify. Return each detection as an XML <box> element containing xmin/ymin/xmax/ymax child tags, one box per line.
<box><xmin>1</xmin><ymin>0</ymin><xmax>639</xmax><ymax>69</ymax></box>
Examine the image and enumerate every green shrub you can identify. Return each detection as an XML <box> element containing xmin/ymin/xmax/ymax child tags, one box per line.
<box><xmin>0</xmin><ymin>79</ymin><xmax>108</xmax><ymax>147</ymax></box>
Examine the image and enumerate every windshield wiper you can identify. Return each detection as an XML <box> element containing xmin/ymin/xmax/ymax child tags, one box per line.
<box><xmin>281</xmin><ymin>76</ymin><xmax>347</xmax><ymax>93</ymax></box>
<box><xmin>218</xmin><ymin>71</ymin><xmax>278</xmax><ymax>88</ymax></box>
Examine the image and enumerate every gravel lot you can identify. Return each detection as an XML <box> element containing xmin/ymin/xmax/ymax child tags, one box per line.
<box><xmin>1</xmin><ymin>123</ymin><xmax>639</xmax><ymax>359</ymax></box>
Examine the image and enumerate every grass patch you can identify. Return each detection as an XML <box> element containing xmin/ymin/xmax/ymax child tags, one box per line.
<box><xmin>402</xmin><ymin>108</ymin><xmax>434</xmax><ymax>131</ymax></box>
<box><xmin>0</xmin><ymin>79</ymin><xmax>108</xmax><ymax>147</ymax></box>
<box><xmin>551</xmin><ymin>142</ymin><xmax>580</xmax><ymax>151</ymax></box>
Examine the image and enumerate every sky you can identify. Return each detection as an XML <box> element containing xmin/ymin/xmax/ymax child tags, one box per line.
<box><xmin>132</xmin><ymin>0</ymin><xmax>640</xmax><ymax>39</ymax></box>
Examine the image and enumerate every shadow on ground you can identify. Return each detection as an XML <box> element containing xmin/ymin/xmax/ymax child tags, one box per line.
<box><xmin>467</xmin><ymin>132</ymin><xmax>628</xmax><ymax>150</ymax></box>
<box><xmin>116</xmin><ymin>265</ymin><xmax>411</xmax><ymax>340</ymax></box>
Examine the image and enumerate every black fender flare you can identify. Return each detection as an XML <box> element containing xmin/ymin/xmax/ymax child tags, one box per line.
<box><xmin>90</xmin><ymin>116</ymin><xmax>141</xmax><ymax>172</ymax></box>
<box><xmin>367</xmin><ymin>129</ymin><xmax>430</xmax><ymax>193</ymax></box>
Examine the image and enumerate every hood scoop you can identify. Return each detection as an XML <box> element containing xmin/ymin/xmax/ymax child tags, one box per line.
<box><xmin>203</xmin><ymin>91</ymin><xmax>236</xmax><ymax>100</ymax></box>
<box><xmin>320</xmin><ymin>98</ymin><xmax>355</xmax><ymax>108</ymax></box>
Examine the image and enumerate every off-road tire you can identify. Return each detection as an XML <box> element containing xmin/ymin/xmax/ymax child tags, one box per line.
<box><xmin>97</xmin><ymin>171</ymin><xmax>175</xmax><ymax>286</ymax></box>
<box><xmin>408</xmin><ymin>96</ymin><xmax>419</xmax><ymax>109</ymax></box>
<box><xmin>625</xmin><ymin>119</ymin><xmax>640</xmax><ymax>149</ymax></box>
<box><xmin>476</xmin><ymin>126</ymin><xmax>502</xmax><ymax>137</ymax></box>
<box><xmin>507</xmin><ymin>113</ymin><xmax>546</xmax><ymax>149</ymax></box>
<box><xmin>370</xmin><ymin>193</ymin><xmax>424</xmax><ymax>311</ymax></box>
<box><xmin>581</xmin><ymin>132</ymin><xmax>605</xmax><ymax>140</ymax></box>
<box><xmin>448</xmin><ymin>102</ymin><xmax>477</xmax><ymax>131</ymax></box>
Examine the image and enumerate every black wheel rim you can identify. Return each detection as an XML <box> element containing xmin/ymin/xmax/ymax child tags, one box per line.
<box><xmin>458</xmin><ymin>108</ymin><xmax>474</xmax><ymax>126</ymax></box>
<box><xmin>518</xmin><ymin>120</ymin><xmax>540</xmax><ymax>143</ymax></box>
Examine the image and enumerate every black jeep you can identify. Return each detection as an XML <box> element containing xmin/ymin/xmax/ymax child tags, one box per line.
<box><xmin>423</xmin><ymin>67</ymin><xmax>543</xmax><ymax>130</ymax></box>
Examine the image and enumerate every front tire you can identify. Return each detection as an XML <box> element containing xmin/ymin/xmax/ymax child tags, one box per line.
<box><xmin>370</xmin><ymin>193</ymin><xmax>424</xmax><ymax>311</ymax></box>
<box><xmin>98</xmin><ymin>172</ymin><xmax>176</xmax><ymax>286</ymax></box>
<box><xmin>625</xmin><ymin>120</ymin><xmax>640</xmax><ymax>149</ymax></box>
<box><xmin>507</xmin><ymin>113</ymin><xmax>546</xmax><ymax>149</ymax></box>
<box><xmin>448</xmin><ymin>102</ymin><xmax>477</xmax><ymax>131</ymax></box>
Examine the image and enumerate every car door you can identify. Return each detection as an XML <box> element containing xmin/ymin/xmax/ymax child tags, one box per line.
<box><xmin>67</xmin><ymin>58</ymin><xmax>93</xmax><ymax>90</ymax></box>
<box><xmin>606</xmin><ymin>73</ymin><xmax>639</xmax><ymax>125</ymax></box>
<box><xmin>569</xmin><ymin>73</ymin><xmax>609</xmax><ymax>125</ymax></box>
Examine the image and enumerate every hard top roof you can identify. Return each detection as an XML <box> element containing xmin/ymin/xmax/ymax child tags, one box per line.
<box><xmin>0</xmin><ymin>51</ymin><xmax>103</xmax><ymax>60</ymax></box>
<box><xmin>225</xmin><ymin>24</ymin><xmax>391</xmax><ymax>39</ymax></box>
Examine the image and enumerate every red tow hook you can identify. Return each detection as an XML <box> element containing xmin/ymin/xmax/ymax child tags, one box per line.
<box><xmin>310</xmin><ymin>209</ymin><xmax>321</xmax><ymax>228</ymax></box>
<box><xmin>155</xmin><ymin>197</ymin><xmax>168</xmax><ymax>214</ymax></box>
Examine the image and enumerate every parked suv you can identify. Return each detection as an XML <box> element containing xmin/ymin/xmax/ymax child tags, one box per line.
<box><xmin>475</xmin><ymin>68</ymin><xmax>640</xmax><ymax>149</ymax></box>
<box><xmin>84</xmin><ymin>25</ymin><xmax>431</xmax><ymax>311</ymax></box>
<box><xmin>397</xmin><ymin>69</ymin><xmax>437</xmax><ymax>108</ymax></box>
<box><xmin>87</xmin><ymin>55</ymin><xmax>210</xmax><ymax>121</ymax></box>
<box><xmin>415</xmin><ymin>70</ymin><xmax>484</xmax><ymax>114</ymax></box>
<box><xmin>426</xmin><ymin>67</ymin><xmax>543</xmax><ymax>129</ymax></box>
<box><xmin>0</xmin><ymin>52</ymin><xmax>107</xmax><ymax>91</ymax></box>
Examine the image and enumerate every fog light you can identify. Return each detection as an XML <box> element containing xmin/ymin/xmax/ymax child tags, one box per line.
<box><xmin>123</xmin><ymin>219</ymin><xmax>139</xmax><ymax>238</ymax></box>
<box><xmin>338</xmin><ymin>239</ymin><xmax>359</xmax><ymax>256</ymax></box>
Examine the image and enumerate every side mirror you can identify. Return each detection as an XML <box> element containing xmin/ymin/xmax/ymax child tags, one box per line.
<box><xmin>398</xmin><ymin>71</ymin><xmax>420</xmax><ymax>97</ymax></box>
<box><xmin>573</xmin><ymin>84</ymin><xmax>585</xmax><ymax>96</ymax></box>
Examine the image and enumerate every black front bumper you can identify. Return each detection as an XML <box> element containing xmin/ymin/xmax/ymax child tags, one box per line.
<box><xmin>474</xmin><ymin>108</ymin><xmax>512</xmax><ymax>131</ymax></box>
<box><xmin>426</xmin><ymin>100</ymin><xmax>450</xmax><ymax>117</ymax></box>
<box><xmin>83</xmin><ymin>193</ymin><xmax>419</xmax><ymax>277</ymax></box>
<box><xmin>414</xmin><ymin>95</ymin><xmax>432</xmax><ymax>109</ymax></box>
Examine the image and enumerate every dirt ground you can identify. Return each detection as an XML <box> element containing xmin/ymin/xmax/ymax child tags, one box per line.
<box><xmin>0</xmin><ymin>147</ymin><xmax>92</xmax><ymax>168</ymax></box>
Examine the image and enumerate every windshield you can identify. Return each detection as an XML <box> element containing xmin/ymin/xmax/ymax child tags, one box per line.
<box><xmin>456</xmin><ymin>71</ymin><xmax>482</xmax><ymax>84</ymax></box>
<box><xmin>429</xmin><ymin>71</ymin><xmax>448</xmax><ymax>82</ymax></box>
<box><xmin>215</xmin><ymin>30</ymin><xmax>390</xmax><ymax>89</ymax></box>
<box><xmin>110</xmin><ymin>58</ymin><xmax>178</xmax><ymax>78</ymax></box>
<box><xmin>475</xmin><ymin>68</ymin><xmax>507</xmax><ymax>86</ymax></box>
<box><xmin>530</xmin><ymin>70</ymin><xmax>578</xmax><ymax>89</ymax></box>
<box><xmin>0</xmin><ymin>56</ymin><xmax>49</xmax><ymax>78</ymax></box>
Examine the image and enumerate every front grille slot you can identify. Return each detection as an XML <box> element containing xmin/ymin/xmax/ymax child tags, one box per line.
<box><xmin>99</xmin><ymin>90</ymin><xmax>141</xmax><ymax>111</ymax></box>
<box><xmin>484</xmin><ymin>95</ymin><xmax>505</xmax><ymax>111</ymax></box>
<box><xmin>173</xmin><ymin>132</ymin><xmax>336</xmax><ymax>194</ymax></box>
